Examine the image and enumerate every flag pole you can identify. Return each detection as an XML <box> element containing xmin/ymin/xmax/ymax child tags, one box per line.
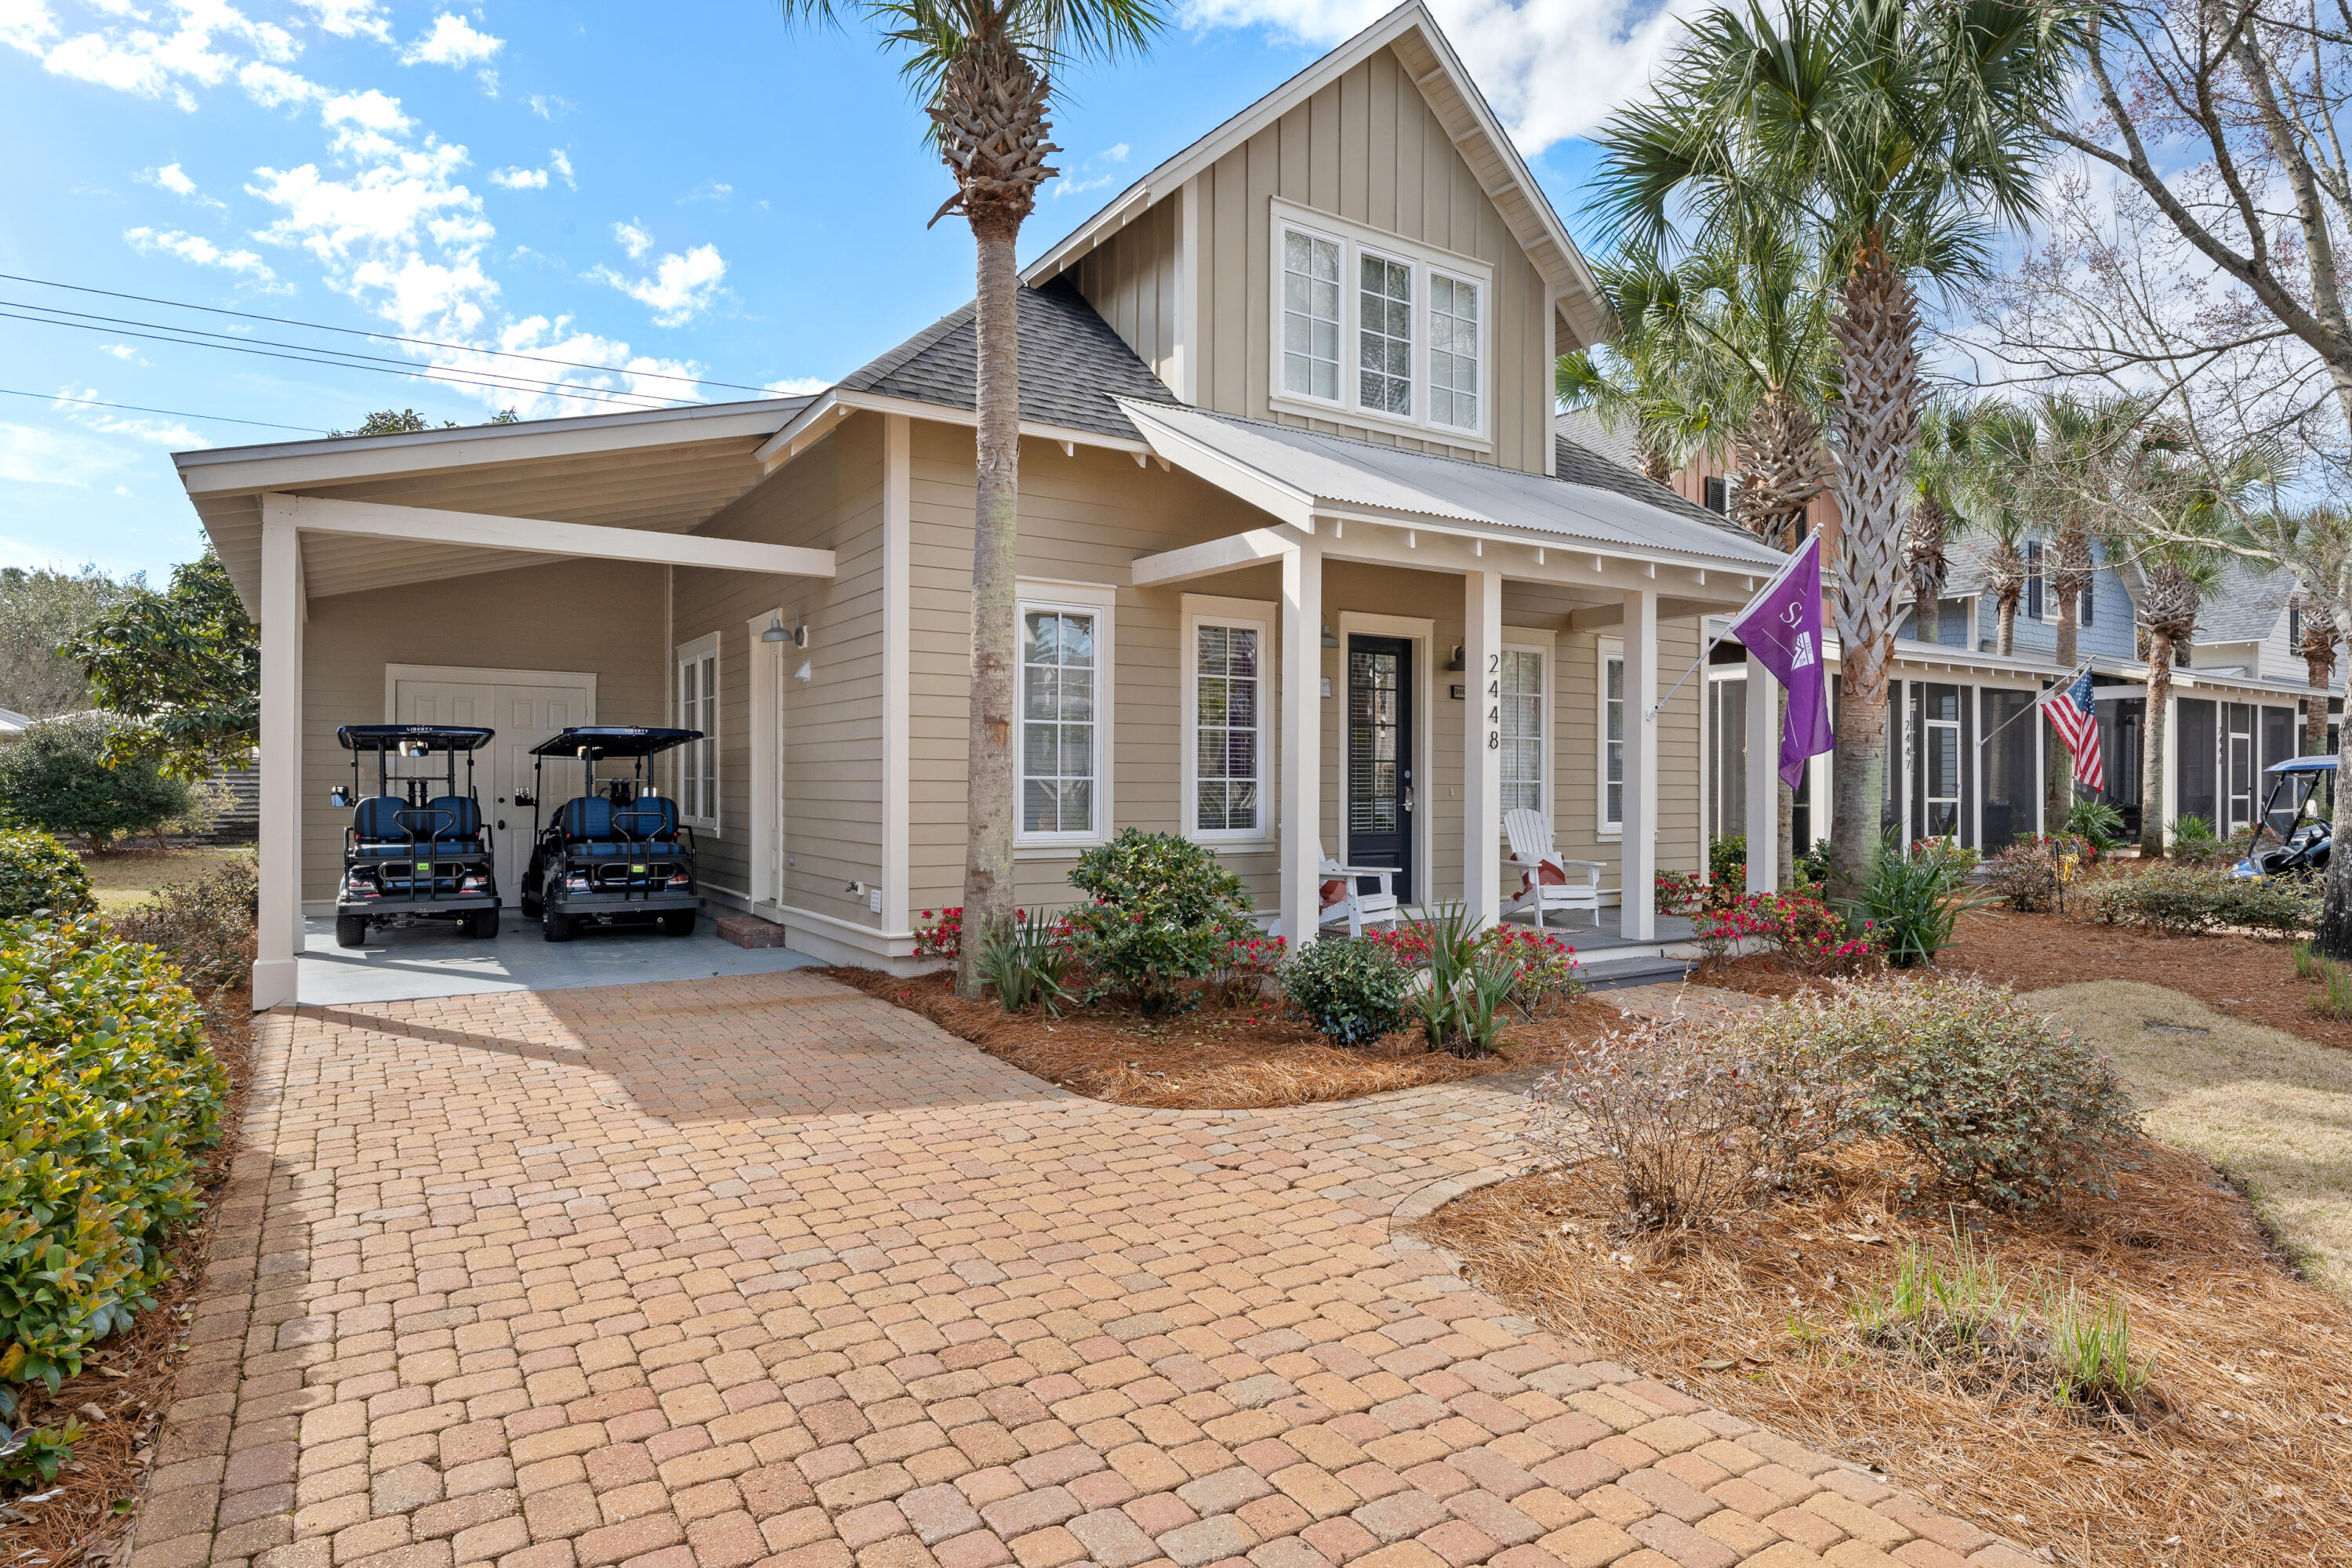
<box><xmin>1645</xmin><ymin>538</ymin><xmax>1817</xmax><ymax>722</ymax></box>
<box><xmin>1974</xmin><ymin>659</ymin><xmax>2091</xmax><ymax>750</ymax></box>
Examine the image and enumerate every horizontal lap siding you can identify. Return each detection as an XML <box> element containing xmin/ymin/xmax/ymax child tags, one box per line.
<box><xmin>670</xmin><ymin>417</ymin><xmax>885</xmax><ymax>930</ymax></box>
<box><xmin>298</xmin><ymin>559</ymin><xmax>667</xmax><ymax>902</ymax></box>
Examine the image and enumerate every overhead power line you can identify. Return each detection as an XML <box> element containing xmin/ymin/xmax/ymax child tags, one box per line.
<box><xmin>0</xmin><ymin>271</ymin><xmax>784</xmax><ymax>396</ymax></box>
<box><xmin>0</xmin><ymin>310</ymin><xmax>683</xmax><ymax>412</ymax></box>
<box><xmin>0</xmin><ymin>386</ymin><xmax>329</xmax><ymax>433</ymax></box>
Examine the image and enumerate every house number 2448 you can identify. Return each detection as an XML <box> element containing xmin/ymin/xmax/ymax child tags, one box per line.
<box><xmin>1486</xmin><ymin>653</ymin><xmax>1500</xmax><ymax>750</ymax></box>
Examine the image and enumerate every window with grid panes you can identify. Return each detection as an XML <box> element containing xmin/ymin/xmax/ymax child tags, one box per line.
<box><xmin>1499</xmin><ymin>648</ymin><xmax>1543</xmax><ymax>815</ymax></box>
<box><xmin>676</xmin><ymin>641</ymin><xmax>717</xmax><ymax>827</ymax></box>
<box><xmin>1358</xmin><ymin>253</ymin><xmax>1412</xmax><ymax>416</ymax></box>
<box><xmin>1020</xmin><ymin>608</ymin><xmax>1098</xmax><ymax>837</ymax></box>
<box><xmin>1192</xmin><ymin>622</ymin><xmax>1261</xmax><ymax>833</ymax></box>
<box><xmin>1281</xmin><ymin>230</ymin><xmax>1342</xmax><ymax>403</ymax></box>
<box><xmin>1602</xmin><ymin>650</ymin><xmax>1624</xmax><ymax>830</ymax></box>
<box><xmin>1429</xmin><ymin>274</ymin><xmax>1479</xmax><ymax>430</ymax></box>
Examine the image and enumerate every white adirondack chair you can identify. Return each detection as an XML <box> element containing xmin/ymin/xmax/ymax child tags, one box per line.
<box><xmin>1317</xmin><ymin>840</ymin><xmax>1402</xmax><ymax>937</ymax></box>
<box><xmin>1501</xmin><ymin>808</ymin><xmax>1606</xmax><ymax>930</ymax></box>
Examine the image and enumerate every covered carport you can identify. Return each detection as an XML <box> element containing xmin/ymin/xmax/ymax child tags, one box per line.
<box><xmin>173</xmin><ymin>397</ymin><xmax>833</xmax><ymax>1008</ymax></box>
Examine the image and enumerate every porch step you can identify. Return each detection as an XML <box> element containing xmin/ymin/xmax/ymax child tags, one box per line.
<box><xmin>1577</xmin><ymin>955</ymin><xmax>1696</xmax><ymax>990</ymax></box>
<box><xmin>716</xmin><ymin>913</ymin><xmax>791</xmax><ymax>949</ymax></box>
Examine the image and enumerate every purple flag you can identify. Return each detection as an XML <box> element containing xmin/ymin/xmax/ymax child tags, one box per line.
<box><xmin>1727</xmin><ymin>532</ymin><xmax>1835</xmax><ymax>789</ymax></box>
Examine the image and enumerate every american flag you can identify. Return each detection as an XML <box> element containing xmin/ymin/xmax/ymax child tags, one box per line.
<box><xmin>2041</xmin><ymin>666</ymin><xmax>2104</xmax><ymax>790</ymax></box>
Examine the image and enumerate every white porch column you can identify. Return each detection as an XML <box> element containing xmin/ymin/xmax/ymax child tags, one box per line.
<box><xmin>1745</xmin><ymin>655</ymin><xmax>1779</xmax><ymax>893</ymax></box>
<box><xmin>1280</xmin><ymin>541</ymin><xmax>1323</xmax><ymax>946</ymax></box>
<box><xmin>1621</xmin><ymin>589</ymin><xmax>1659</xmax><ymax>940</ymax></box>
<box><xmin>1463</xmin><ymin>569</ymin><xmax>1504</xmax><ymax>924</ymax></box>
<box><xmin>254</xmin><ymin>506</ymin><xmax>302</xmax><ymax>1008</ymax></box>
<box><xmin>2159</xmin><ymin>688</ymin><xmax>2179</xmax><ymax>846</ymax></box>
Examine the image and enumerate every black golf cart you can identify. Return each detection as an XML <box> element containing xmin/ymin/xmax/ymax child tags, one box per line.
<box><xmin>330</xmin><ymin>724</ymin><xmax>500</xmax><ymax>947</ymax></box>
<box><xmin>2233</xmin><ymin>755</ymin><xmax>2336</xmax><ymax>882</ymax></box>
<box><xmin>518</xmin><ymin>726</ymin><xmax>703</xmax><ymax>941</ymax></box>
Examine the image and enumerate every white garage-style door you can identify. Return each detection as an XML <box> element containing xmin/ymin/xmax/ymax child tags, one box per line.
<box><xmin>388</xmin><ymin>665</ymin><xmax>595</xmax><ymax>905</ymax></box>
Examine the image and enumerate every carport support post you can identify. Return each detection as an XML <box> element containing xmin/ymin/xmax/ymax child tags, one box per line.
<box><xmin>254</xmin><ymin>504</ymin><xmax>302</xmax><ymax>1009</ymax></box>
<box><xmin>1280</xmin><ymin>541</ymin><xmax>1323</xmax><ymax>947</ymax></box>
<box><xmin>1746</xmin><ymin>654</ymin><xmax>1780</xmax><ymax>893</ymax></box>
<box><xmin>1463</xmin><ymin>569</ymin><xmax>1503</xmax><ymax>924</ymax></box>
<box><xmin>1621</xmin><ymin>589</ymin><xmax>1658</xmax><ymax>941</ymax></box>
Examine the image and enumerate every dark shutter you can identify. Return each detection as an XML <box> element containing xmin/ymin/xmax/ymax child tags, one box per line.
<box><xmin>2026</xmin><ymin>541</ymin><xmax>2044</xmax><ymax>621</ymax></box>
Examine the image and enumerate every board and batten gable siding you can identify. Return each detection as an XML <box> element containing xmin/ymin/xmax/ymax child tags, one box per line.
<box><xmin>1067</xmin><ymin>45</ymin><xmax>1553</xmax><ymax>474</ymax></box>
<box><xmin>296</xmin><ymin>557</ymin><xmax>669</xmax><ymax>902</ymax></box>
<box><xmin>669</xmin><ymin>414</ymin><xmax>886</xmax><ymax>929</ymax></box>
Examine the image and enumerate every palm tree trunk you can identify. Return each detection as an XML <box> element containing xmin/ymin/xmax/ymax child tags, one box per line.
<box><xmin>956</xmin><ymin>219</ymin><xmax>1022</xmax><ymax>998</ymax></box>
<box><xmin>2046</xmin><ymin>586</ymin><xmax>2080</xmax><ymax>831</ymax></box>
<box><xmin>1825</xmin><ymin>245</ymin><xmax>1919</xmax><ymax>892</ymax></box>
<box><xmin>2307</xmin><ymin>648</ymin><xmax>2335</xmax><ymax>755</ymax></box>
<box><xmin>1915</xmin><ymin>586</ymin><xmax>1938</xmax><ymax>646</ymax></box>
<box><xmin>2140</xmin><ymin>632</ymin><xmax>2171</xmax><ymax>857</ymax></box>
<box><xmin>1996</xmin><ymin>590</ymin><xmax>2017</xmax><ymax>656</ymax></box>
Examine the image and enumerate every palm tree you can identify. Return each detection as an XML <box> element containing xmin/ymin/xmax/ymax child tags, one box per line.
<box><xmin>1591</xmin><ymin>0</ymin><xmax>2078</xmax><ymax>889</ymax></box>
<box><xmin>1906</xmin><ymin>401</ymin><xmax>1989</xmax><ymax>647</ymax></box>
<box><xmin>2294</xmin><ymin>588</ymin><xmax>2339</xmax><ymax>757</ymax></box>
<box><xmin>1943</xmin><ymin>399</ymin><xmax>2040</xmax><ymax>655</ymax></box>
<box><xmin>2125</xmin><ymin>541</ymin><xmax>2218</xmax><ymax>856</ymax></box>
<box><xmin>1555</xmin><ymin>259</ymin><xmax>1723</xmax><ymax>485</ymax></box>
<box><xmin>779</xmin><ymin>0</ymin><xmax>1163</xmax><ymax>996</ymax></box>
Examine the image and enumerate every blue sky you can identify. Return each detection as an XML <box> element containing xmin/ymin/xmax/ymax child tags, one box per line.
<box><xmin>1</xmin><ymin>0</ymin><xmax>1682</xmax><ymax>584</ymax></box>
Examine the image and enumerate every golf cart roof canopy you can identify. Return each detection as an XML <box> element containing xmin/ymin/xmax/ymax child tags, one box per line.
<box><xmin>528</xmin><ymin>726</ymin><xmax>703</xmax><ymax>759</ymax></box>
<box><xmin>2266</xmin><ymin>755</ymin><xmax>2339</xmax><ymax>775</ymax></box>
<box><xmin>337</xmin><ymin>724</ymin><xmax>495</xmax><ymax>753</ymax></box>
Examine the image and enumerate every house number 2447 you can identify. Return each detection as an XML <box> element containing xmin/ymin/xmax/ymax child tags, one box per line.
<box><xmin>1486</xmin><ymin>653</ymin><xmax>1501</xmax><ymax>750</ymax></box>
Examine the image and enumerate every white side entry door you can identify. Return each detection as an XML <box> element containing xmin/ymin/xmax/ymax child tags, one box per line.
<box><xmin>390</xmin><ymin>670</ymin><xmax>594</xmax><ymax>905</ymax></box>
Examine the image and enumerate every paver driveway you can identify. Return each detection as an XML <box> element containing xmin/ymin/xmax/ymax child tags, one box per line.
<box><xmin>132</xmin><ymin>972</ymin><xmax>2038</xmax><ymax>1568</ymax></box>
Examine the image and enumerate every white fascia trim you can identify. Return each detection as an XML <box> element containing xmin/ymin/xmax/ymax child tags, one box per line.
<box><xmin>179</xmin><ymin>400</ymin><xmax>803</xmax><ymax>496</ymax></box>
<box><xmin>755</xmin><ymin>388</ymin><xmax>1151</xmax><ymax>470</ymax></box>
<box><xmin>263</xmin><ymin>492</ymin><xmax>837</xmax><ymax>578</ymax></box>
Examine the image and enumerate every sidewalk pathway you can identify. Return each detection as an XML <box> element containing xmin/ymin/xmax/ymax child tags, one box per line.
<box><xmin>130</xmin><ymin>972</ymin><xmax>2038</xmax><ymax>1568</ymax></box>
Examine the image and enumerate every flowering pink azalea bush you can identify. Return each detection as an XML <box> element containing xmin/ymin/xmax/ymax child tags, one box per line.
<box><xmin>1695</xmin><ymin>891</ymin><xmax>1880</xmax><ymax>972</ymax></box>
<box><xmin>1209</xmin><ymin>932</ymin><xmax>1287</xmax><ymax>1007</ymax></box>
<box><xmin>1363</xmin><ymin>920</ymin><xmax>1585</xmax><ymax>1022</ymax></box>
<box><xmin>1654</xmin><ymin>868</ymin><xmax>1706</xmax><ymax>917</ymax></box>
<box><xmin>913</xmin><ymin>907</ymin><xmax>963</xmax><ymax>959</ymax></box>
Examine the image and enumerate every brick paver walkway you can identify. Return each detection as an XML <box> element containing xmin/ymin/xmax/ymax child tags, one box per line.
<box><xmin>131</xmin><ymin>972</ymin><xmax>2038</xmax><ymax>1568</ymax></box>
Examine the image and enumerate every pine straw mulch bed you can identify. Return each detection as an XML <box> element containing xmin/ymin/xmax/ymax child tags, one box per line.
<box><xmin>821</xmin><ymin>967</ymin><xmax>1623</xmax><ymax>1109</ymax></box>
<box><xmin>1415</xmin><ymin>1139</ymin><xmax>2352</xmax><ymax>1568</ymax></box>
<box><xmin>1694</xmin><ymin>906</ymin><xmax>2352</xmax><ymax>1050</ymax></box>
<box><xmin>2</xmin><ymin>987</ymin><xmax>256</xmax><ymax>1568</ymax></box>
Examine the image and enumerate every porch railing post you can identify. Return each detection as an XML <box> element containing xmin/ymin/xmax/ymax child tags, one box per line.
<box><xmin>1621</xmin><ymin>589</ymin><xmax>1658</xmax><ymax>941</ymax></box>
<box><xmin>1463</xmin><ymin>569</ymin><xmax>1503</xmax><ymax>926</ymax></box>
<box><xmin>1745</xmin><ymin>652</ymin><xmax>1779</xmax><ymax>893</ymax></box>
<box><xmin>255</xmin><ymin>499</ymin><xmax>303</xmax><ymax>1009</ymax></box>
<box><xmin>1280</xmin><ymin>541</ymin><xmax>1323</xmax><ymax>947</ymax></box>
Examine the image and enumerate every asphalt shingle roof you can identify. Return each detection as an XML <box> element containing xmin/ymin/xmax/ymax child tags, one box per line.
<box><xmin>2196</xmin><ymin>557</ymin><xmax>2296</xmax><ymax>643</ymax></box>
<box><xmin>840</xmin><ymin>276</ymin><xmax>1180</xmax><ymax>441</ymax></box>
<box><xmin>1551</xmin><ymin>434</ymin><xmax>1750</xmax><ymax>537</ymax></box>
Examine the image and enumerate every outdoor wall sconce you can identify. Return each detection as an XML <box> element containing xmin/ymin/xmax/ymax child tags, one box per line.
<box><xmin>1445</xmin><ymin>645</ymin><xmax>1466</xmax><ymax>671</ymax></box>
<box><xmin>761</xmin><ymin>614</ymin><xmax>809</xmax><ymax>648</ymax></box>
<box><xmin>1321</xmin><ymin>623</ymin><xmax>1340</xmax><ymax>648</ymax></box>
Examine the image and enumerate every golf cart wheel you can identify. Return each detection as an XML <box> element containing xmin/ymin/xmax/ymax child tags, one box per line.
<box><xmin>661</xmin><ymin>909</ymin><xmax>697</xmax><ymax>937</ymax></box>
<box><xmin>541</xmin><ymin>905</ymin><xmax>575</xmax><ymax>943</ymax></box>
<box><xmin>466</xmin><ymin>907</ymin><xmax>500</xmax><ymax>938</ymax></box>
<box><xmin>334</xmin><ymin>913</ymin><xmax>368</xmax><ymax>949</ymax></box>
<box><xmin>520</xmin><ymin>891</ymin><xmax>542</xmax><ymax>918</ymax></box>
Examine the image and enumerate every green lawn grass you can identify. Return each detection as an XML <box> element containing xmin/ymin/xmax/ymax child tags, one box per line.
<box><xmin>81</xmin><ymin>845</ymin><xmax>249</xmax><ymax>913</ymax></box>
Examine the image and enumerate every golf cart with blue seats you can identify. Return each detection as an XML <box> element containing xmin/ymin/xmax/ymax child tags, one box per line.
<box><xmin>329</xmin><ymin>724</ymin><xmax>500</xmax><ymax>947</ymax></box>
<box><xmin>2233</xmin><ymin>754</ymin><xmax>2335</xmax><ymax>881</ymax></box>
<box><xmin>517</xmin><ymin>726</ymin><xmax>703</xmax><ymax>941</ymax></box>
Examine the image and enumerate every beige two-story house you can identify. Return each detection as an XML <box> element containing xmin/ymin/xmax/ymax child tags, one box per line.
<box><xmin>175</xmin><ymin>0</ymin><xmax>1787</xmax><ymax>1007</ymax></box>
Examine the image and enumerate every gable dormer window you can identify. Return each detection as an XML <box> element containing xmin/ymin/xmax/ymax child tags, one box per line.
<box><xmin>1281</xmin><ymin>232</ymin><xmax>1342</xmax><ymax>403</ymax></box>
<box><xmin>1270</xmin><ymin>201</ymin><xmax>1492</xmax><ymax>446</ymax></box>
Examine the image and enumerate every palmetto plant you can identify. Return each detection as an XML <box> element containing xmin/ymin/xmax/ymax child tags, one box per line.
<box><xmin>2125</xmin><ymin>540</ymin><xmax>2217</xmax><ymax>855</ymax></box>
<box><xmin>1555</xmin><ymin>260</ymin><xmax>1724</xmax><ymax>485</ymax></box>
<box><xmin>2293</xmin><ymin>588</ymin><xmax>2339</xmax><ymax>757</ymax></box>
<box><xmin>777</xmin><ymin>0</ymin><xmax>1163</xmax><ymax>997</ymax></box>
<box><xmin>1591</xmin><ymin>0</ymin><xmax>2079</xmax><ymax>891</ymax></box>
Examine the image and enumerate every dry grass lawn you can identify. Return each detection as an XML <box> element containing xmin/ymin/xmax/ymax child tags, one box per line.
<box><xmin>2027</xmin><ymin>979</ymin><xmax>2352</xmax><ymax>1298</ymax></box>
<box><xmin>79</xmin><ymin>845</ymin><xmax>247</xmax><ymax>913</ymax></box>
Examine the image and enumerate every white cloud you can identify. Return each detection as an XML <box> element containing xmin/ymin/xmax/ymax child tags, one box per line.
<box><xmin>489</xmin><ymin>164</ymin><xmax>547</xmax><ymax>190</ymax></box>
<box><xmin>249</xmin><ymin>143</ymin><xmax>489</xmax><ymax>268</ymax></box>
<box><xmin>293</xmin><ymin>0</ymin><xmax>390</xmax><ymax>43</ymax></box>
<box><xmin>0</xmin><ymin>423</ymin><xmax>133</xmax><ymax>488</ymax></box>
<box><xmin>55</xmin><ymin>385</ymin><xmax>204</xmax><ymax>448</ymax></box>
<box><xmin>151</xmin><ymin>161</ymin><xmax>198</xmax><ymax>195</ymax></box>
<box><xmin>98</xmin><ymin>343</ymin><xmax>150</xmax><ymax>363</ymax></box>
<box><xmin>682</xmin><ymin>180</ymin><xmax>731</xmax><ymax>203</ymax></box>
<box><xmin>402</xmin><ymin>12</ymin><xmax>499</xmax><ymax>67</ymax></box>
<box><xmin>321</xmin><ymin>86</ymin><xmax>409</xmax><ymax>135</ymax></box>
<box><xmin>590</xmin><ymin>244</ymin><xmax>726</xmax><ymax>328</ymax></box>
<box><xmin>548</xmin><ymin>148</ymin><xmax>575</xmax><ymax>190</ymax></box>
<box><xmin>238</xmin><ymin>60</ymin><xmax>316</xmax><ymax>107</ymax></box>
<box><xmin>1180</xmin><ymin>0</ymin><xmax>1709</xmax><ymax>151</ymax></box>
<box><xmin>1053</xmin><ymin>141</ymin><xmax>1131</xmax><ymax>199</ymax></box>
<box><xmin>612</xmin><ymin>218</ymin><xmax>652</xmax><ymax>259</ymax></box>
<box><xmin>125</xmin><ymin>224</ymin><xmax>278</xmax><ymax>281</ymax></box>
<box><xmin>5</xmin><ymin>0</ymin><xmax>296</xmax><ymax>112</ymax></box>
<box><xmin>764</xmin><ymin>376</ymin><xmax>830</xmax><ymax>397</ymax></box>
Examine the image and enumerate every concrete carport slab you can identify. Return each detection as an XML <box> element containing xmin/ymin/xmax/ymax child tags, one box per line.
<box><xmin>294</xmin><ymin>911</ymin><xmax>822</xmax><ymax>1004</ymax></box>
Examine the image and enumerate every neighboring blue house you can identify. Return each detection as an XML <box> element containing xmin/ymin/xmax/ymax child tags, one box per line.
<box><xmin>1905</xmin><ymin>536</ymin><xmax>2138</xmax><ymax>659</ymax></box>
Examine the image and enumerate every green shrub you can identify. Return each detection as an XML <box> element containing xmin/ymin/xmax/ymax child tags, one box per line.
<box><xmin>1283</xmin><ymin>935</ymin><xmax>1409</xmax><ymax>1045</ymax></box>
<box><xmin>1062</xmin><ymin>829</ymin><xmax>1255</xmax><ymax>1013</ymax></box>
<box><xmin>111</xmin><ymin>854</ymin><xmax>256</xmax><ymax>992</ymax></box>
<box><xmin>2169</xmin><ymin>814</ymin><xmax>2224</xmax><ymax>864</ymax></box>
<box><xmin>1807</xmin><ymin>976</ymin><xmax>2142</xmax><ymax>1209</ymax></box>
<box><xmin>1393</xmin><ymin>903</ymin><xmax>1520</xmax><ymax>1057</ymax></box>
<box><xmin>0</xmin><ymin>919</ymin><xmax>225</xmax><ymax>1475</ymax></box>
<box><xmin>975</xmin><ymin>909</ymin><xmax>1075</xmax><ymax>1015</ymax></box>
<box><xmin>0</xmin><ymin>829</ymin><xmax>95</xmax><ymax>920</ymax></box>
<box><xmin>0</xmin><ymin>712</ymin><xmax>192</xmax><ymax>848</ymax></box>
<box><xmin>2064</xmin><ymin>797</ymin><xmax>2126</xmax><ymax>853</ymax></box>
<box><xmin>1982</xmin><ymin>835</ymin><xmax>2066</xmax><ymax>913</ymax></box>
<box><xmin>1846</xmin><ymin>833</ymin><xmax>1989</xmax><ymax>967</ymax></box>
<box><xmin>1708</xmin><ymin>835</ymin><xmax>1746</xmax><ymax>886</ymax></box>
<box><xmin>2083</xmin><ymin>863</ymin><xmax>2316</xmax><ymax>935</ymax></box>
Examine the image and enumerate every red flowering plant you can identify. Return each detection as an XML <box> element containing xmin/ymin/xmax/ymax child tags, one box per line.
<box><xmin>1209</xmin><ymin>932</ymin><xmax>1287</xmax><ymax>1008</ymax></box>
<box><xmin>913</xmin><ymin>907</ymin><xmax>963</xmax><ymax>959</ymax></box>
<box><xmin>1654</xmin><ymin>869</ymin><xmax>1706</xmax><ymax>917</ymax></box>
<box><xmin>1365</xmin><ymin>919</ymin><xmax>1584</xmax><ymax>1022</ymax></box>
<box><xmin>1694</xmin><ymin>891</ymin><xmax>1882</xmax><ymax>973</ymax></box>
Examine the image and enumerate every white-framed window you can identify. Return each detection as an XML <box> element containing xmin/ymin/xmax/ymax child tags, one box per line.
<box><xmin>1357</xmin><ymin>249</ymin><xmax>1414</xmax><ymax>417</ymax></box>
<box><xmin>1184</xmin><ymin>604</ymin><xmax>1269</xmax><ymax>840</ymax></box>
<box><xmin>1499</xmin><ymin>641</ymin><xmax>1547</xmax><ymax>817</ymax></box>
<box><xmin>1599</xmin><ymin>638</ymin><xmax>1625</xmax><ymax>835</ymax></box>
<box><xmin>1428</xmin><ymin>272</ymin><xmax>1481</xmax><ymax>431</ymax></box>
<box><xmin>1280</xmin><ymin>229</ymin><xmax>1343</xmax><ymax>405</ymax></box>
<box><xmin>1017</xmin><ymin>582</ymin><xmax>1116</xmax><ymax>848</ymax></box>
<box><xmin>675</xmin><ymin>633</ymin><xmax>719</xmax><ymax>830</ymax></box>
<box><xmin>1268</xmin><ymin>199</ymin><xmax>1492</xmax><ymax>445</ymax></box>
